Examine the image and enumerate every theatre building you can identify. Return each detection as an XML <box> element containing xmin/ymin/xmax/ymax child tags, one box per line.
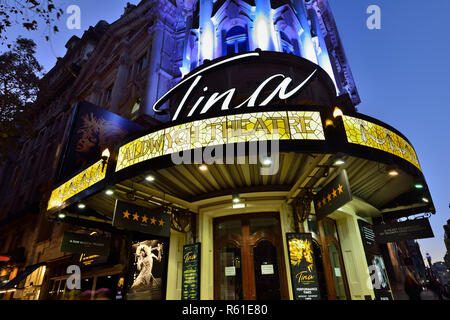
<box><xmin>0</xmin><ymin>0</ymin><xmax>435</xmax><ymax>300</ymax></box>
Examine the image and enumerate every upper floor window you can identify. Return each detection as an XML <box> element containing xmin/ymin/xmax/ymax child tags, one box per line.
<box><xmin>137</xmin><ymin>54</ymin><xmax>148</xmax><ymax>73</ymax></box>
<box><xmin>224</xmin><ymin>26</ymin><xmax>249</xmax><ymax>55</ymax></box>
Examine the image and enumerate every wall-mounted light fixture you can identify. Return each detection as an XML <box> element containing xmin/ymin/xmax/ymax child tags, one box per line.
<box><xmin>101</xmin><ymin>149</ymin><xmax>110</xmax><ymax>172</ymax></box>
<box><xmin>333</xmin><ymin>106</ymin><xmax>343</xmax><ymax>118</ymax></box>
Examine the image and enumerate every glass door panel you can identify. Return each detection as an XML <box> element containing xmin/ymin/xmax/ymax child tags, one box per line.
<box><xmin>219</xmin><ymin>244</ymin><xmax>243</xmax><ymax>300</ymax></box>
<box><xmin>328</xmin><ymin>243</ymin><xmax>347</xmax><ymax>300</ymax></box>
<box><xmin>253</xmin><ymin>240</ymin><xmax>281</xmax><ymax>300</ymax></box>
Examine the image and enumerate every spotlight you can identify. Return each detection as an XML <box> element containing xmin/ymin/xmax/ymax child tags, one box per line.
<box><xmin>422</xmin><ymin>197</ymin><xmax>429</xmax><ymax>203</ymax></box>
<box><xmin>233</xmin><ymin>203</ymin><xmax>246</xmax><ymax>209</ymax></box>
<box><xmin>232</xmin><ymin>194</ymin><xmax>241</xmax><ymax>203</ymax></box>
<box><xmin>414</xmin><ymin>183</ymin><xmax>424</xmax><ymax>189</ymax></box>
<box><xmin>199</xmin><ymin>164</ymin><xmax>208</xmax><ymax>171</ymax></box>
<box><xmin>334</xmin><ymin>159</ymin><xmax>345</xmax><ymax>166</ymax></box>
<box><xmin>57</xmin><ymin>213</ymin><xmax>66</xmax><ymax>219</ymax></box>
<box><xmin>105</xmin><ymin>189</ymin><xmax>114</xmax><ymax>196</ymax></box>
<box><xmin>145</xmin><ymin>175</ymin><xmax>155</xmax><ymax>182</ymax></box>
<box><xmin>77</xmin><ymin>203</ymin><xmax>86</xmax><ymax>209</ymax></box>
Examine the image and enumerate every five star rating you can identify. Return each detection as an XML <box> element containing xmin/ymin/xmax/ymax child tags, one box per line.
<box><xmin>316</xmin><ymin>184</ymin><xmax>344</xmax><ymax>209</ymax></box>
<box><xmin>122</xmin><ymin>209</ymin><xmax>165</xmax><ymax>226</ymax></box>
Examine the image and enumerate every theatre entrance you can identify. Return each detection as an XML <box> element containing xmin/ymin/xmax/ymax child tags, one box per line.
<box><xmin>213</xmin><ymin>213</ymin><xmax>288</xmax><ymax>300</ymax></box>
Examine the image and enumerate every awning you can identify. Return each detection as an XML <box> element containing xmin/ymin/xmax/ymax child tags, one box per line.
<box><xmin>0</xmin><ymin>262</ymin><xmax>46</xmax><ymax>290</ymax></box>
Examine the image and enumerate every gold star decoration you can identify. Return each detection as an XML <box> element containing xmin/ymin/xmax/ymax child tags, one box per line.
<box><xmin>332</xmin><ymin>189</ymin><xmax>337</xmax><ymax>198</ymax></box>
<box><xmin>132</xmin><ymin>212</ymin><xmax>140</xmax><ymax>221</ymax></box>
<box><xmin>122</xmin><ymin>210</ymin><xmax>131</xmax><ymax>219</ymax></box>
<box><xmin>158</xmin><ymin>219</ymin><xmax>165</xmax><ymax>227</ymax></box>
<box><xmin>327</xmin><ymin>194</ymin><xmax>332</xmax><ymax>202</ymax></box>
<box><xmin>150</xmin><ymin>217</ymin><xmax>157</xmax><ymax>225</ymax></box>
<box><xmin>317</xmin><ymin>201</ymin><xmax>322</xmax><ymax>209</ymax></box>
<box><xmin>322</xmin><ymin>197</ymin><xmax>327</xmax><ymax>206</ymax></box>
<box><xmin>142</xmin><ymin>215</ymin><xmax>148</xmax><ymax>224</ymax></box>
<box><xmin>337</xmin><ymin>184</ymin><xmax>343</xmax><ymax>194</ymax></box>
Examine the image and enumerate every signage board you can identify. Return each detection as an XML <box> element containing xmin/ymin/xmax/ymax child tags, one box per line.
<box><xmin>313</xmin><ymin>170</ymin><xmax>352</xmax><ymax>221</ymax></box>
<box><xmin>373</xmin><ymin>219</ymin><xmax>434</xmax><ymax>243</ymax></box>
<box><xmin>286</xmin><ymin>233</ymin><xmax>321</xmax><ymax>300</ymax></box>
<box><xmin>181</xmin><ymin>243</ymin><xmax>201</xmax><ymax>300</ymax></box>
<box><xmin>358</xmin><ymin>220</ymin><xmax>393</xmax><ymax>300</ymax></box>
<box><xmin>343</xmin><ymin>115</ymin><xmax>421</xmax><ymax>171</ymax></box>
<box><xmin>112</xmin><ymin>200</ymin><xmax>171</xmax><ymax>237</ymax></box>
<box><xmin>60</xmin><ymin>232</ymin><xmax>111</xmax><ymax>256</ymax></box>
<box><xmin>116</xmin><ymin>110</ymin><xmax>325</xmax><ymax>172</ymax></box>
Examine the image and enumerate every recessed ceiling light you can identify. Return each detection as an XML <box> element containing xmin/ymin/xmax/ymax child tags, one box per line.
<box><xmin>145</xmin><ymin>175</ymin><xmax>155</xmax><ymax>182</ymax></box>
<box><xmin>414</xmin><ymin>183</ymin><xmax>424</xmax><ymax>189</ymax></box>
<box><xmin>262</xmin><ymin>158</ymin><xmax>272</xmax><ymax>166</ymax></box>
<box><xmin>422</xmin><ymin>197</ymin><xmax>429</xmax><ymax>203</ymax></box>
<box><xmin>57</xmin><ymin>213</ymin><xmax>66</xmax><ymax>219</ymax></box>
<box><xmin>105</xmin><ymin>189</ymin><xmax>114</xmax><ymax>196</ymax></box>
<box><xmin>233</xmin><ymin>203</ymin><xmax>245</xmax><ymax>209</ymax></box>
<box><xmin>199</xmin><ymin>164</ymin><xmax>208</xmax><ymax>171</ymax></box>
<box><xmin>77</xmin><ymin>203</ymin><xmax>86</xmax><ymax>209</ymax></box>
<box><xmin>334</xmin><ymin>159</ymin><xmax>345</xmax><ymax>166</ymax></box>
<box><xmin>388</xmin><ymin>170</ymin><xmax>399</xmax><ymax>177</ymax></box>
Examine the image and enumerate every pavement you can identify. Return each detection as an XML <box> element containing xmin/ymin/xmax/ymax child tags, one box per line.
<box><xmin>420</xmin><ymin>288</ymin><xmax>449</xmax><ymax>300</ymax></box>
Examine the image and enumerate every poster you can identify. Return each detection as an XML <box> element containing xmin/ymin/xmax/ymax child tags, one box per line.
<box><xmin>56</xmin><ymin>100</ymin><xmax>144</xmax><ymax>184</ymax></box>
<box><xmin>126</xmin><ymin>239</ymin><xmax>167</xmax><ymax>300</ymax></box>
<box><xmin>181</xmin><ymin>243</ymin><xmax>201</xmax><ymax>300</ymax></box>
<box><xmin>286</xmin><ymin>233</ymin><xmax>321</xmax><ymax>300</ymax></box>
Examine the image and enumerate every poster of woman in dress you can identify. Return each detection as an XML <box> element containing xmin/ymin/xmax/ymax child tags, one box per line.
<box><xmin>127</xmin><ymin>239</ymin><xmax>166</xmax><ymax>300</ymax></box>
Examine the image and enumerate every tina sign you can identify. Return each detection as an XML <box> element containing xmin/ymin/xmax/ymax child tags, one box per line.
<box><xmin>286</xmin><ymin>233</ymin><xmax>321</xmax><ymax>300</ymax></box>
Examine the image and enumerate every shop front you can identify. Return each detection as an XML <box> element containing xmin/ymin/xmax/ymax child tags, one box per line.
<box><xmin>44</xmin><ymin>52</ymin><xmax>435</xmax><ymax>300</ymax></box>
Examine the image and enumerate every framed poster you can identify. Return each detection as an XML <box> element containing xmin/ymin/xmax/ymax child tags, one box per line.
<box><xmin>126</xmin><ymin>238</ymin><xmax>169</xmax><ymax>300</ymax></box>
<box><xmin>181</xmin><ymin>243</ymin><xmax>201</xmax><ymax>300</ymax></box>
<box><xmin>286</xmin><ymin>233</ymin><xmax>321</xmax><ymax>300</ymax></box>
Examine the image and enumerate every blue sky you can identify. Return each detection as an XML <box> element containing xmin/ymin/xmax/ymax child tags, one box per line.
<box><xmin>2</xmin><ymin>0</ymin><xmax>449</xmax><ymax>262</ymax></box>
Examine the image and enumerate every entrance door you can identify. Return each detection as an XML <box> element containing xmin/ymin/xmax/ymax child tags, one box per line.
<box><xmin>318</xmin><ymin>218</ymin><xmax>351</xmax><ymax>300</ymax></box>
<box><xmin>213</xmin><ymin>213</ymin><xmax>288</xmax><ymax>300</ymax></box>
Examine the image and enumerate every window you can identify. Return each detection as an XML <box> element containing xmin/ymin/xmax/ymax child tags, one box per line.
<box><xmin>131</xmin><ymin>97</ymin><xmax>140</xmax><ymax>114</ymax></box>
<box><xmin>280</xmin><ymin>32</ymin><xmax>295</xmax><ymax>54</ymax></box>
<box><xmin>104</xmin><ymin>86</ymin><xmax>113</xmax><ymax>103</ymax></box>
<box><xmin>137</xmin><ymin>54</ymin><xmax>148</xmax><ymax>73</ymax></box>
<box><xmin>224</xmin><ymin>26</ymin><xmax>249</xmax><ymax>55</ymax></box>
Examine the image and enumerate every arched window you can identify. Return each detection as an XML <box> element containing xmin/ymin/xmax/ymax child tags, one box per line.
<box><xmin>224</xmin><ymin>26</ymin><xmax>249</xmax><ymax>55</ymax></box>
<box><xmin>280</xmin><ymin>31</ymin><xmax>295</xmax><ymax>54</ymax></box>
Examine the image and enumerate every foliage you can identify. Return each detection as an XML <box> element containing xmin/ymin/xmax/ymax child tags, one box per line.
<box><xmin>0</xmin><ymin>0</ymin><xmax>64</xmax><ymax>46</ymax></box>
<box><xmin>0</xmin><ymin>37</ymin><xmax>43</xmax><ymax>161</ymax></box>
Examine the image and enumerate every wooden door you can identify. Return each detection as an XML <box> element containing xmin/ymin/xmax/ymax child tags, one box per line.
<box><xmin>318</xmin><ymin>218</ymin><xmax>351</xmax><ymax>300</ymax></box>
<box><xmin>213</xmin><ymin>213</ymin><xmax>288</xmax><ymax>300</ymax></box>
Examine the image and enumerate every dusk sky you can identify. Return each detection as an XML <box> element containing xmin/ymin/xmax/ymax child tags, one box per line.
<box><xmin>1</xmin><ymin>0</ymin><xmax>449</xmax><ymax>262</ymax></box>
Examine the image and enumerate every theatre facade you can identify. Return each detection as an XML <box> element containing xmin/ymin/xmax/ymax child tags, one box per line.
<box><xmin>6</xmin><ymin>0</ymin><xmax>432</xmax><ymax>301</ymax></box>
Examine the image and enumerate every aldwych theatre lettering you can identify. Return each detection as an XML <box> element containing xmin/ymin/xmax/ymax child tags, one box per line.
<box><xmin>152</xmin><ymin>53</ymin><xmax>318</xmax><ymax>121</ymax></box>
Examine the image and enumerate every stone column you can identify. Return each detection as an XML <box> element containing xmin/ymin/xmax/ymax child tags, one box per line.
<box><xmin>180</xmin><ymin>1</ymin><xmax>197</xmax><ymax>76</ymax></box>
<box><xmin>254</xmin><ymin>0</ymin><xmax>276</xmax><ymax>51</ymax></box>
<box><xmin>199</xmin><ymin>0</ymin><xmax>214</xmax><ymax>62</ymax></box>
<box><xmin>110</xmin><ymin>47</ymin><xmax>130</xmax><ymax>114</ymax></box>
<box><xmin>292</xmin><ymin>0</ymin><xmax>318</xmax><ymax>64</ymax></box>
<box><xmin>144</xmin><ymin>19</ymin><xmax>166</xmax><ymax>117</ymax></box>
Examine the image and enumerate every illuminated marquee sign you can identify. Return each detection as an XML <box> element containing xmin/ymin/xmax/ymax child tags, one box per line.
<box><xmin>343</xmin><ymin>115</ymin><xmax>421</xmax><ymax>170</ymax></box>
<box><xmin>116</xmin><ymin>111</ymin><xmax>325</xmax><ymax>172</ymax></box>
<box><xmin>47</xmin><ymin>159</ymin><xmax>106</xmax><ymax>210</ymax></box>
<box><xmin>152</xmin><ymin>52</ymin><xmax>318</xmax><ymax>121</ymax></box>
